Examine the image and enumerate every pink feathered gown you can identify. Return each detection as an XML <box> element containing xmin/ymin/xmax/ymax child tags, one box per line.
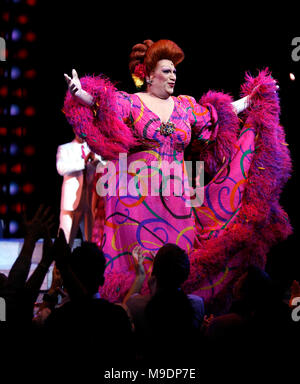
<box><xmin>63</xmin><ymin>70</ymin><xmax>292</xmax><ymax>311</ymax></box>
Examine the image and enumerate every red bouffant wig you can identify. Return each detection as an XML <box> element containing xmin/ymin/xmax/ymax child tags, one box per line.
<box><xmin>129</xmin><ymin>39</ymin><xmax>184</xmax><ymax>76</ymax></box>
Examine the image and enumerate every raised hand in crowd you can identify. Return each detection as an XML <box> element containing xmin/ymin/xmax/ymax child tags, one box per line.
<box><xmin>25</xmin><ymin>221</ymin><xmax>55</xmax><ymax>313</ymax></box>
<box><xmin>7</xmin><ymin>205</ymin><xmax>55</xmax><ymax>292</ymax></box>
<box><xmin>4</xmin><ymin>205</ymin><xmax>55</xmax><ymax>322</ymax></box>
<box><xmin>51</xmin><ymin>229</ymin><xmax>89</xmax><ymax>300</ymax></box>
<box><xmin>132</xmin><ymin>245</ymin><xmax>146</xmax><ymax>279</ymax></box>
<box><xmin>122</xmin><ymin>245</ymin><xmax>154</xmax><ymax>306</ymax></box>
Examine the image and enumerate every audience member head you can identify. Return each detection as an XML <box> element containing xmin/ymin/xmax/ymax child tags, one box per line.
<box><xmin>145</xmin><ymin>244</ymin><xmax>196</xmax><ymax>363</ymax></box>
<box><xmin>69</xmin><ymin>242</ymin><xmax>106</xmax><ymax>296</ymax></box>
<box><xmin>148</xmin><ymin>243</ymin><xmax>190</xmax><ymax>294</ymax></box>
<box><xmin>233</xmin><ymin>265</ymin><xmax>274</xmax><ymax>310</ymax></box>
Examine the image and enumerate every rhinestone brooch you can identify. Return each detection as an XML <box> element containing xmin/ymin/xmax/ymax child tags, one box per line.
<box><xmin>157</xmin><ymin>121</ymin><xmax>175</xmax><ymax>136</ymax></box>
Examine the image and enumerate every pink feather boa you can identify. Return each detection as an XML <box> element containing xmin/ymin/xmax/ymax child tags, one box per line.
<box><xmin>63</xmin><ymin>75</ymin><xmax>140</xmax><ymax>160</ymax></box>
<box><xmin>198</xmin><ymin>92</ymin><xmax>239</xmax><ymax>175</ymax></box>
<box><xmin>181</xmin><ymin>69</ymin><xmax>292</xmax><ymax>312</ymax></box>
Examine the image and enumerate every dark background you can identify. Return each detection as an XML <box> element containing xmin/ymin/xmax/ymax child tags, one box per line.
<box><xmin>2</xmin><ymin>2</ymin><xmax>298</xmax><ymax>278</ymax></box>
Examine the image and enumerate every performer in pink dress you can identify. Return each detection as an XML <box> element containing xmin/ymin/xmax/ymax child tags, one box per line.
<box><xmin>63</xmin><ymin>39</ymin><xmax>292</xmax><ymax>309</ymax></box>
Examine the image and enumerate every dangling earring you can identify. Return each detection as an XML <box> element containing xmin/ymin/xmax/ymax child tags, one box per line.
<box><xmin>146</xmin><ymin>78</ymin><xmax>152</xmax><ymax>85</ymax></box>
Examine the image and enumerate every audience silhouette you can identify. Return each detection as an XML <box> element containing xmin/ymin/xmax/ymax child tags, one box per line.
<box><xmin>124</xmin><ymin>243</ymin><xmax>205</xmax><ymax>364</ymax></box>
<box><xmin>0</xmin><ymin>205</ymin><xmax>298</xmax><ymax>377</ymax></box>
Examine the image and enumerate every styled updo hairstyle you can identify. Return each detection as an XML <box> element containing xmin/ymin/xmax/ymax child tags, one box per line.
<box><xmin>129</xmin><ymin>39</ymin><xmax>154</xmax><ymax>75</ymax></box>
<box><xmin>129</xmin><ymin>39</ymin><xmax>185</xmax><ymax>87</ymax></box>
<box><xmin>144</xmin><ymin>39</ymin><xmax>185</xmax><ymax>75</ymax></box>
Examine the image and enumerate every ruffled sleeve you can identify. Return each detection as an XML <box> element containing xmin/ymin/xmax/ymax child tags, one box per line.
<box><xmin>63</xmin><ymin>75</ymin><xmax>140</xmax><ymax>160</ymax></box>
<box><xmin>182</xmin><ymin>93</ymin><xmax>240</xmax><ymax>176</ymax></box>
<box><xmin>178</xmin><ymin>95</ymin><xmax>219</xmax><ymax>144</ymax></box>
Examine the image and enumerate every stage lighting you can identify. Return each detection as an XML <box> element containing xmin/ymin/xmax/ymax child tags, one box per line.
<box><xmin>9</xmin><ymin>143</ymin><xmax>19</xmax><ymax>156</ymax></box>
<box><xmin>9</xmin><ymin>182</ymin><xmax>19</xmax><ymax>195</ymax></box>
<box><xmin>11</xmin><ymin>66</ymin><xmax>21</xmax><ymax>79</ymax></box>
<box><xmin>2</xmin><ymin>12</ymin><xmax>9</xmax><ymax>22</ymax></box>
<box><xmin>11</xmin><ymin>203</ymin><xmax>25</xmax><ymax>214</ymax></box>
<box><xmin>24</xmin><ymin>31</ymin><xmax>36</xmax><ymax>42</ymax></box>
<box><xmin>24</xmin><ymin>106</ymin><xmax>36</xmax><ymax>116</ymax></box>
<box><xmin>15</xmin><ymin>48</ymin><xmax>29</xmax><ymax>59</ymax></box>
<box><xmin>22</xmin><ymin>183</ymin><xmax>34</xmax><ymax>194</ymax></box>
<box><xmin>11</xmin><ymin>28</ymin><xmax>22</xmax><ymax>41</ymax></box>
<box><xmin>17</xmin><ymin>15</ymin><xmax>29</xmax><ymax>24</ymax></box>
<box><xmin>10</xmin><ymin>104</ymin><xmax>20</xmax><ymax>116</ymax></box>
<box><xmin>12</xmin><ymin>127</ymin><xmax>27</xmax><ymax>136</ymax></box>
<box><xmin>0</xmin><ymin>127</ymin><xmax>8</xmax><ymax>136</ymax></box>
<box><xmin>24</xmin><ymin>69</ymin><xmax>36</xmax><ymax>79</ymax></box>
<box><xmin>0</xmin><ymin>205</ymin><xmax>7</xmax><ymax>215</ymax></box>
<box><xmin>12</xmin><ymin>88</ymin><xmax>27</xmax><ymax>98</ymax></box>
<box><xmin>11</xmin><ymin>163</ymin><xmax>23</xmax><ymax>174</ymax></box>
<box><xmin>0</xmin><ymin>86</ymin><xmax>8</xmax><ymax>97</ymax></box>
<box><xmin>1</xmin><ymin>0</ymin><xmax>38</xmax><ymax>238</ymax></box>
<box><xmin>23</xmin><ymin>145</ymin><xmax>35</xmax><ymax>156</ymax></box>
<box><xmin>9</xmin><ymin>220</ymin><xmax>19</xmax><ymax>235</ymax></box>
<box><xmin>289</xmin><ymin>73</ymin><xmax>296</xmax><ymax>81</ymax></box>
<box><xmin>0</xmin><ymin>164</ymin><xmax>7</xmax><ymax>174</ymax></box>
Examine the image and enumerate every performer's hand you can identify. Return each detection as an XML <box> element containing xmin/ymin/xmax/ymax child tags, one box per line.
<box><xmin>64</xmin><ymin>69</ymin><xmax>94</xmax><ymax>106</ymax></box>
<box><xmin>64</xmin><ymin>69</ymin><xmax>82</xmax><ymax>96</ymax></box>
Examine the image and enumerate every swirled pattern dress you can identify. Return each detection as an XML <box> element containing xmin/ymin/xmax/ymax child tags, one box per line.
<box><xmin>63</xmin><ymin>70</ymin><xmax>292</xmax><ymax>310</ymax></box>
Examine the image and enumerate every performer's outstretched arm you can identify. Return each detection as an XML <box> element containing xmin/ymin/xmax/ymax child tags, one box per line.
<box><xmin>64</xmin><ymin>69</ymin><xmax>94</xmax><ymax>106</ymax></box>
<box><xmin>63</xmin><ymin>69</ymin><xmax>139</xmax><ymax>160</ymax></box>
<box><xmin>65</xmin><ymin>69</ymin><xmax>251</xmax><ymax>113</ymax></box>
<box><xmin>231</xmin><ymin>81</ymin><xmax>279</xmax><ymax>114</ymax></box>
<box><xmin>65</xmin><ymin>70</ymin><xmax>278</xmax><ymax>117</ymax></box>
<box><xmin>231</xmin><ymin>95</ymin><xmax>250</xmax><ymax>114</ymax></box>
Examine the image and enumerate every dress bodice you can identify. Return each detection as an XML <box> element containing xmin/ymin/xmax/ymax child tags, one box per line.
<box><xmin>129</xmin><ymin>94</ymin><xmax>193</xmax><ymax>157</ymax></box>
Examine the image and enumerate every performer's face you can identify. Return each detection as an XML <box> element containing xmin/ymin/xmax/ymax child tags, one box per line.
<box><xmin>148</xmin><ymin>59</ymin><xmax>176</xmax><ymax>98</ymax></box>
